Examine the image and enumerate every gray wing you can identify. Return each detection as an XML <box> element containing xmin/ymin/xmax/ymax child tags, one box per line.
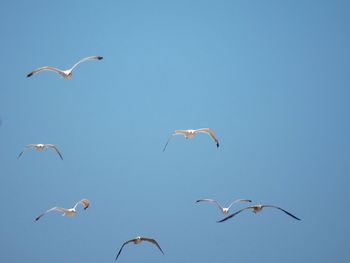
<box><xmin>27</xmin><ymin>66</ymin><xmax>65</xmax><ymax>77</ymax></box>
<box><xmin>217</xmin><ymin>206</ymin><xmax>253</xmax><ymax>223</ymax></box>
<box><xmin>17</xmin><ymin>144</ymin><xmax>37</xmax><ymax>159</ymax></box>
<box><xmin>115</xmin><ymin>239</ymin><xmax>135</xmax><ymax>261</ymax></box>
<box><xmin>262</xmin><ymin>205</ymin><xmax>301</xmax><ymax>220</ymax></box>
<box><xmin>35</xmin><ymin>207</ymin><xmax>67</xmax><ymax>221</ymax></box>
<box><xmin>195</xmin><ymin>128</ymin><xmax>219</xmax><ymax>147</ymax></box>
<box><xmin>227</xmin><ymin>199</ymin><xmax>252</xmax><ymax>209</ymax></box>
<box><xmin>174</xmin><ymin>130</ymin><xmax>189</xmax><ymax>136</ymax></box>
<box><xmin>45</xmin><ymin>144</ymin><xmax>63</xmax><ymax>160</ymax></box>
<box><xmin>141</xmin><ymin>237</ymin><xmax>164</xmax><ymax>254</ymax></box>
<box><xmin>162</xmin><ymin>133</ymin><xmax>176</xmax><ymax>152</ymax></box>
<box><xmin>69</xmin><ymin>56</ymin><xmax>103</xmax><ymax>71</ymax></box>
<box><xmin>196</xmin><ymin>198</ymin><xmax>224</xmax><ymax>212</ymax></box>
<box><xmin>73</xmin><ymin>199</ymin><xmax>90</xmax><ymax>210</ymax></box>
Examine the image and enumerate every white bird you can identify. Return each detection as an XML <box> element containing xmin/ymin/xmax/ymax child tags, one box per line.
<box><xmin>217</xmin><ymin>204</ymin><xmax>301</xmax><ymax>222</ymax></box>
<box><xmin>27</xmin><ymin>56</ymin><xmax>103</xmax><ymax>79</ymax></box>
<box><xmin>115</xmin><ymin>236</ymin><xmax>164</xmax><ymax>261</ymax></box>
<box><xmin>17</xmin><ymin>144</ymin><xmax>63</xmax><ymax>160</ymax></box>
<box><xmin>163</xmin><ymin>128</ymin><xmax>219</xmax><ymax>151</ymax></box>
<box><xmin>196</xmin><ymin>198</ymin><xmax>252</xmax><ymax>215</ymax></box>
<box><xmin>35</xmin><ymin>199</ymin><xmax>90</xmax><ymax>221</ymax></box>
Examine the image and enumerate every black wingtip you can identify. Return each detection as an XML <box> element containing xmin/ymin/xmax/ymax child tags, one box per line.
<box><xmin>216</xmin><ymin>142</ymin><xmax>219</xmax><ymax>148</ymax></box>
<box><xmin>27</xmin><ymin>72</ymin><xmax>33</xmax><ymax>77</ymax></box>
<box><xmin>98</xmin><ymin>56</ymin><xmax>103</xmax><ymax>60</ymax></box>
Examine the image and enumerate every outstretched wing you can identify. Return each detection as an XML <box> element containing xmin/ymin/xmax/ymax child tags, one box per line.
<box><xmin>217</xmin><ymin>206</ymin><xmax>253</xmax><ymax>223</ymax></box>
<box><xmin>45</xmin><ymin>144</ymin><xmax>63</xmax><ymax>160</ymax></box>
<box><xmin>163</xmin><ymin>130</ymin><xmax>191</xmax><ymax>152</ymax></box>
<box><xmin>73</xmin><ymin>199</ymin><xmax>90</xmax><ymax>210</ymax></box>
<box><xmin>115</xmin><ymin>239</ymin><xmax>135</xmax><ymax>261</ymax></box>
<box><xmin>141</xmin><ymin>237</ymin><xmax>164</xmax><ymax>254</ymax></box>
<box><xmin>196</xmin><ymin>198</ymin><xmax>224</xmax><ymax>213</ymax></box>
<box><xmin>27</xmin><ymin>66</ymin><xmax>65</xmax><ymax>78</ymax></box>
<box><xmin>35</xmin><ymin>207</ymin><xmax>67</xmax><ymax>221</ymax></box>
<box><xmin>70</xmin><ymin>56</ymin><xmax>103</xmax><ymax>71</ymax></box>
<box><xmin>262</xmin><ymin>205</ymin><xmax>301</xmax><ymax>220</ymax></box>
<box><xmin>174</xmin><ymin>130</ymin><xmax>189</xmax><ymax>136</ymax></box>
<box><xmin>227</xmin><ymin>199</ymin><xmax>252</xmax><ymax>209</ymax></box>
<box><xmin>17</xmin><ymin>144</ymin><xmax>37</xmax><ymax>159</ymax></box>
<box><xmin>162</xmin><ymin>134</ymin><xmax>175</xmax><ymax>152</ymax></box>
<box><xmin>195</xmin><ymin>128</ymin><xmax>219</xmax><ymax>147</ymax></box>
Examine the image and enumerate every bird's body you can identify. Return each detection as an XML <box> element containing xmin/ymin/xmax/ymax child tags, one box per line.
<box><xmin>18</xmin><ymin>144</ymin><xmax>63</xmax><ymax>160</ymax></box>
<box><xmin>35</xmin><ymin>199</ymin><xmax>90</xmax><ymax>221</ymax></box>
<box><xmin>217</xmin><ymin>204</ymin><xmax>301</xmax><ymax>222</ymax></box>
<box><xmin>27</xmin><ymin>56</ymin><xmax>103</xmax><ymax>79</ymax></box>
<box><xmin>115</xmin><ymin>236</ymin><xmax>164</xmax><ymax>261</ymax></box>
<box><xmin>196</xmin><ymin>198</ymin><xmax>252</xmax><ymax>215</ymax></box>
<box><xmin>163</xmin><ymin>128</ymin><xmax>219</xmax><ymax>151</ymax></box>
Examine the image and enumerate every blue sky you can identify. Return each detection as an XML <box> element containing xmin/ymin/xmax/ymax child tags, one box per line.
<box><xmin>0</xmin><ymin>0</ymin><xmax>349</xmax><ymax>262</ymax></box>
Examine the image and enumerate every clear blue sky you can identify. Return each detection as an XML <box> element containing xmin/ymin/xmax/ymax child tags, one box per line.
<box><xmin>0</xmin><ymin>0</ymin><xmax>349</xmax><ymax>262</ymax></box>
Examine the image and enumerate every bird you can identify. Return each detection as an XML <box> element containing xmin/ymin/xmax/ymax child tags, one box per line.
<box><xmin>115</xmin><ymin>236</ymin><xmax>164</xmax><ymax>261</ymax></box>
<box><xmin>35</xmin><ymin>199</ymin><xmax>90</xmax><ymax>221</ymax></box>
<box><xmin>196</xmin><ymin>198</ymin><xmax>252</xmax><ymax>215</ymax></box>
<box><xmin>17</xmin><ymin>144</ymin><xmax>63</xmax><ymax>160</ymax></box>
<box><xmin>26</xmin><ymin>55</ymin><xmax>103</xmax><ymax>79</ymax></box>
<box><xmin>163</xmin><ymin>128</ymin><xmax>219</xmax><ymax>151</ymax></box>
<box><xmin>217</xmin><ymin>204</ymin><xmax>301</xmax><ymax>222</ymax></box>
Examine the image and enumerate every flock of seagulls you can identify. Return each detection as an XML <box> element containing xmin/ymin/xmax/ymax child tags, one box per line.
<box><xmin>20</xmin><ymin>55</ymin><xmax>300</xmax><ymax>261</ymax></box>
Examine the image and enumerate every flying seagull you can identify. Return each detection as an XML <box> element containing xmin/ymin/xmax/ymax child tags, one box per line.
<box><xmin>35</xmin><ymin>199</ymin><xmax>90</xmax><ymax>221</ymax></box>
<box><xmin>196</xmin><ymin>198</ymin><xmax>252</xmax><ymax>215</ymax></box>
<box><xmin>17</xmin><ymin>144</ymin><xmax>63</xmax><ymax>160</ymax></box>
<box><xmin>27</xmin><ymin>55</ymin><xmax>103</xmax><ymax>79</ymax></box>
<box><xmin>163</xmin><ymin>128</ymin><xmax>219</xmax><ymax>151</ymax></box>
<box><xmin>217</xmin><ymin>204</ymin><xmax>301</xmax><ymax>222</ymax></box>
<box><xmin>115</xmin><ymin>236</ymin><xmax>164</xmax><ymax>261</ymax></box>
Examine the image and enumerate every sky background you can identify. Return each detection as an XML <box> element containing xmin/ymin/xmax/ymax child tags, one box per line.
<box><xmin>0</xmin><ymin>0</ymin><xmax>349</xmax><ymax>262</ymax></box>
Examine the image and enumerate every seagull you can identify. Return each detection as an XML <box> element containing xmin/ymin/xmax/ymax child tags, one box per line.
<box><xmin>17</xmin><ymin>144</ymin><xmax>63</xmax><ymax>160</ymax></box>
<box><xmin>196</xmin><ymin>198</ymin><xmax>252</xmax><ymax>215</ymax></box>
<box><xmin>163</xmin><ymin>128</ymin><xmax>219</xmax><ymax>151</ymax></box>
<box><xmin>27</xmin><ymin>56</ymin><xmax>103</xmax><ymax>79</ymax></box>
<box><xmin>115</xmin><ymin>236</ymin><xmax>164</xmax><ymax>261</ymax></box>
<box><xmin>217</xmin><ymin>204</ymin><xmax>301</xmax><ymax>222</ymax></box>
<box><xmin>35</xmin><ymin>199</ymin><xmax>90</xmax><ymax>221</ymax></box>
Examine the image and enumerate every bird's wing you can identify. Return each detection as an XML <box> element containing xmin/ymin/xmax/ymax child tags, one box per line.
<box><xmin>69</xmin><ymin>56</ymin><xmax>103</xmax><ymax>71</ymax></box>
<box><xmin>115</xmin><ymin>239</ymin><xmax>135</xmax><ymax>261</ymax></box>
<box><xmin>174</xmin><ymin>130</ymin><xmax>189</xmax><ymax>135</ymax></box>
<box><xmin>45</xmin><ymin>144</ymin><xmax>63</xmax><ymax>160</ymax></box>
<box><xmin>262</xmin><ymin>205</ymin><xmax>301</xmax><ymax>220</ymax></box>
<box><xmin>141</xmin><ymin>238</ymin><xmax>164</xmax><ymax>254</ymax></box>
<box><xmin>27</xmin><ymin>66</ymin><xmax>64</xmax><ymax>77</ymax></box>
<box><xmin>73</xmin><ymin>199</ymin><xmax>90</xmax><ymax>210</ymax></box>
<box><xmin>217</xmin><ymin>206</ymin><xmax>253</xmax><ymax>223</ymax></box>
<box><xmin>35</xmin><ymin>207</ymin><xmax>67</xmax><ymax>221</ymax></box>
<box><xmin>196</xmin><ymin>199</ymin><xmax>224</xmax><ymax>212</ymax></box>
<box><xmin>17</xmin><ymin>144</ymin><xmax>36</xmax><ymax>159</ymax></box>
<box><xmin>162</xmin><ymin>133</ymin><xmax>176</xmax><ymax>152</ymax></box>
<box><xmin>227</xmin><ymin>199</ymin><xmax>252</xmax><ymax>209</ymax></box>
<box><xmin>195</xmin><ymin>128</ymin><xmax>219</xmax><ymax>147</ymax></box>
